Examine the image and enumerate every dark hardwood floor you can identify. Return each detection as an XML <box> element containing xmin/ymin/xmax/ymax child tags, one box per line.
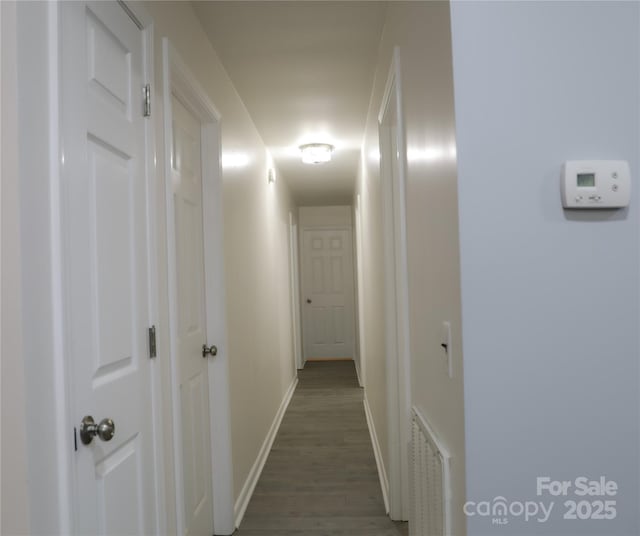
<box><xmin>234</xmin><ymin>360</ymin><xmax>408</xmax><ymax>535</ymax></box>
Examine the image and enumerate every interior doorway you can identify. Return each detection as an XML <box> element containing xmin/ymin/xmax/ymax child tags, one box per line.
<box><xmin>298</xmin><ymin>207</ymin><xmax>357</xmax><ymax>363</ymax></box>
<box><xmin>289</xmin><ymin>212</ymin><xmax>304</xmax><ymax>370</ymax></box>
<box><xmin>162</xmin><ymin>39</ymin><xmax>234</xmax><ymax>535</ymax></box>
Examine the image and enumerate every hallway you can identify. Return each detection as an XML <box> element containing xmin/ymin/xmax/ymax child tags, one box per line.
<box><xmin>6</xmin><ymin>2</ymin><xmax>640</xmax><ymax>535</ymax></box>
<box><xmin>235</xmin><ymin>361</ymin><xmax>408</xmax><ymax>535</ymax></box>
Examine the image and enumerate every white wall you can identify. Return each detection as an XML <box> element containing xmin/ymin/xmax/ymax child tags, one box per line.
<box><xmin>451</xmin><ymin>2</ymin><xmax>639</xmax><ymax>534</ymax></box>
<box><xmin>1</xmin><ymin>2</ymin><xmax>30</xmax><ymax>533</ymax></box>
<box><xmin>299</xmin><ymin>205</ymin><xmax>353</xmax><ymax>228</ymax></box>
<box><xmin>356</xmin><ymin>140</ymin><xmax>390</xmax><ymax>492</ymax></box>
<box><xmin>143</xmin><ymin>2</ymin><xmax>297</xmax><ymax>529</ymax></box>
<box><xmin>357</xmin><ymin>2</ymin><xmax>466</xmax><ymax>531</ymax></box>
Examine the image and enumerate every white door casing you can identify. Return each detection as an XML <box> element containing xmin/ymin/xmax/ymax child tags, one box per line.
<box><xmin>379</xmin><ymin>47</ymin><xmax>411</xmax><ymax>521</ymax></box>
<box><xmin>288</xmin><ymin>213</ymin><xmax>303</xmax><ymax>370</ymax></box>
<box><xmin>162</xmin><ymin>39</ymin><xmax>235</xmax><ymax>536</ymax></box>
<box><xmin>60</xmin><ymin>2</ymin><xmax>158</xmax><ymax>533</ymax></box>
<box><xmin>300</xmin><ymin>228</ymin><xmax>356</xmax><ymax>360</ymax></box>
<box><xmin>354</xmin><ymin>195</ymin><xmax>366</xmax><ymax>387</ymax></box>
<box><xmin>171</xmin><ymin>93</ymin><xmax>215</xmax><ymax>536</ymax></box>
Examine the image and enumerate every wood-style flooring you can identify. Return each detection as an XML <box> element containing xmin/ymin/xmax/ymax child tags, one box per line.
<box><xmin>234</xmin><ymin>360</ymin><xmax>408</xmax><ymax>535</ymax></box>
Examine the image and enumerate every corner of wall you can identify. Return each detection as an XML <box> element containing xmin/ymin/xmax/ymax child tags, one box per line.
<box><xmin>1</xmin><ymin>2</ymin><xmax>31</xmax><ymax>533</ymax></box>
<box><xmin>361</xmin><ymin>1</ymin><xmax>466</xmax><ymax>532</ymax></box>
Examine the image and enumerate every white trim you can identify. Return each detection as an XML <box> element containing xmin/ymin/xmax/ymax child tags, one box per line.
<box><xmin>200</xmin><ymin>78</ymin><xmax>235</xmax><ymax>536</ymax></box>
<box><xmin>234</xmin><ymin>376</ymin><xmax>299</xmax><ymax>528</ymax></box>
<box><xmin>293</xmin><ymin>222</ymin><xmax>303</xmax><ymax>369</ymax></box>
<box><xmin>363</xmin><ymin>395</ymin><xmax>389</xmax><ymax>514</ymax></box>
<box><xmin>125</xmin><ymin>5</ymin><xmax>166</xmax><ymax>533</ymax></box>
<box><xmin>162</xmin><ymin>40</ymin><xmax>186</xmax><ymax>535</ymax></box>
<box><xmin>47</xmin><ymin>3</ymin><xmax>73</xmax><ymax>532</ymax></box>
<box><xmin>298</xmin><ymin>213</ymin><xmax>307</xmax><ymax>369</ymax></box>
<box><xmin>121</xmin><ymin>4</ymin><xmax>166</xmax><ymax>534</ymax></box>
<box><xmin>354</xmin><ymin>359</ymin><xmax>363</xmax><ymax>388</ymax></box>
<box><xmin>16</xmin><ymin>3</ymin><xmax>71</xmax><ymax>532</ymax></box>
<box><xmin>378</xmin><ymin>46</ymin><xmax>411</xmax><ymax>521</ymax></box>
<box><xmin>289</xmin><ymin>213</ymin><xmax>303</xmax><ymax>370</ymax></box>
<box><xmin>354</xmin><ymin>194</ymin><xmax>366</xmax><ymax>388</ymax></box>
<box><xmin>162</xmin><ymin>39</ymin><xmax>234</xmax><ymax>535</ymax></box>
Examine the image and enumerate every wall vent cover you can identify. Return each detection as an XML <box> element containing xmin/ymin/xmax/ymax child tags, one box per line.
<box><xmin>410</xmin><ymin>406</ymin><xmax>452</xmax><ymax>536</ymax></box>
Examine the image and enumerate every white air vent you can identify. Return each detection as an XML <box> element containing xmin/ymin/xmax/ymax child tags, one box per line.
<box><xmin>410</xmin><ymin>407</ymin><xmax>451</xmax><ymax>536</ymax></box>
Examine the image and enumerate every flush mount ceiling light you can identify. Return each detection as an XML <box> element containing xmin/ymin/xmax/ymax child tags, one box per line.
<box><xmin>299</xmin><ymin>143</ymin><xmax>334</xmax><ymax>165</ymax></box>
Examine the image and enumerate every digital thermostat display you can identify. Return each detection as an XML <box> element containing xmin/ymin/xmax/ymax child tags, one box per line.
<box><xmin>577</xmin><ymin>173</ymin><xmax>595</xmax><ymax>188</ymax></box>
<box><xmin>562</xmin><ymin>161</ymin><xmax>630</xmax><ymax>209</ymax></box>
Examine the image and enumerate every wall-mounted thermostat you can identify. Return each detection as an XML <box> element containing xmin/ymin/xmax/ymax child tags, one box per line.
<box><xmin>562</xmin><ymin>160</ymin><xmax>630</xmax><ymax>209</ymax></box>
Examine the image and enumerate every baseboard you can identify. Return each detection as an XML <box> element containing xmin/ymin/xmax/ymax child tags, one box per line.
<box><xmin>233</xmin><ymin>375</ymin><xmax>299</xmax><ymax>528</ymax></box>
<box><xmin>363</xmin><ymin>394</ymin><xmax>390</xmax><ymax>513</ymax></box>
<box><xmin>305</xmin><ymin>357</ymin><xmax>353</xmax><ymax>362</ymax></box>
<box><xmin>354</xmin><ymin>360</ymin><xmax>363</xmax><ymax>388</ymax></box>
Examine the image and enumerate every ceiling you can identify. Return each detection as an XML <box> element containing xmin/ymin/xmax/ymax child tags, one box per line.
<box><xmin>193</xmin><ymin>1</ymin><xmax>388</xmax><ymax>206</ymax></box>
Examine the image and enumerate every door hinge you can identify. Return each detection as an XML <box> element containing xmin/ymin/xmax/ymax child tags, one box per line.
<box><xmin>143</xmin><ymin>84</ymin><xmax>151</xmax><ymax>117</ymax></box>
<box><xmin>148</xmin><ymin>325</ymin><xmax>157</xmax><ymax>358</ymax></box>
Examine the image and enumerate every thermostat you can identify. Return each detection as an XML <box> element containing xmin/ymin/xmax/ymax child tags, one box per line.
<box><xmin>562</xmin><ymin>160</ymin><xmax>630</xmax><ymax>209</ymax></box>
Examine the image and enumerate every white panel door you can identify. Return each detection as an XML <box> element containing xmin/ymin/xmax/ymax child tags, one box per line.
<box><xmin>300</xmin><ymin>229</ymin><xmax>356</xmax><ymax>359</ymax></box>
<box><xmin>171</xmin><ymin>94</ymin><xmax>215</xmax><ymax>536</ymax></box>
<box><xmin>61</xmin><ymin>2</ymin><xmax>156</xmax><ymax>534</ymax></box>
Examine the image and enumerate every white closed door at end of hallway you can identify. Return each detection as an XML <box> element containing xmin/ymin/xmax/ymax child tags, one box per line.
<box><xmin>61</xmin><ymin>2</ymin><xmax>157</xmax><ymax>534</ymax></box>
<box><xmin>301</xmin><ymin>229</ymin><xmax>356</xmax><ymax>360</ymax></box>
<box><xmin>171</xmin><ymin>93</ymin><xmax>215</xmax><ymax>536</ymax></box>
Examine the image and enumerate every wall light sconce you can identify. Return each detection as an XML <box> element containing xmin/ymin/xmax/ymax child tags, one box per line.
<box><xmin>299</xmin><ymin>143</ymin><xmax>334</xmax><ymax>165</ymax></box>
<box><xmin>268</xmin><ymin>168</ymin><xmax>276</xmax><ymax>184</ymax></box>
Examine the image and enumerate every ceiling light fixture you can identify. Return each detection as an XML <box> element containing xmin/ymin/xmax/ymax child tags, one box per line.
<box><xmin>299</xmin><ymin>143</ymin><xmax>334</xmax><ymax>165</ymax></box>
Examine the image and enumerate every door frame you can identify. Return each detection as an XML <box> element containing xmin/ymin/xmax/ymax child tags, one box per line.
<box><xmin>17</xmin><ymin>4</ymin><xmax>74</xmax><ymax>531</ymax></box>
<box><xmin>161</xmin><ymin>39</ymin><xmax>235</xmax><ymax>535</ymax></box>
<box><xmin>354</xmin><ymin>195</ymin><xmax>366</xmax><ymax>388</ymax></box>
<box><xmin>378</xmin><ymin>46</ymin><xmax>411</xmax><ymax>521</ymax></box>
<box><xmin>288</xmin><ymin>212</ymin><xmax>303</xmax><ymax>370</ymax></box>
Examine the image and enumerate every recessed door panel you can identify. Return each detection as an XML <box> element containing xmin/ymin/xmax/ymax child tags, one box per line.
<box><xmin>86</xmin><ymin>9</ymin><xmax>131</xmax><ymax>116</ymax></box>
<box><xmin>311</xmin><ymin>306</ymin><xmax>327</xmax><ymax>344</ymax></box>
<box><xmin>181</xmin><ymin>373</ymin><xmax>208</xmax><ymax>525</ymax></box>
<box><xmin>176</xmin><ymin>195</ymin><xmax>204</xmax><ymax>337</ymax></box>
<box><xmin>312</xmin><ymin>257</ymin><xmax>324</xmax><ymax>293</ymax></box>
<box><xmin>89</xmin><ymin>140</ymin><xmax>135</xmax><ymax>380</ymax></box>
<box><xmin>330</xmin><ymin>256</ymin><xmax>344</xmax><ymax>293</ymax></box>
<box><xmin>95</xmin><ymin>437</ymin><xmax>143</xmax><ymax>535</ymax></box>
<box><xmin>173</xmin><ymin>122</ymin><xmax>198</xmax><ymax>183</ymax></box>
